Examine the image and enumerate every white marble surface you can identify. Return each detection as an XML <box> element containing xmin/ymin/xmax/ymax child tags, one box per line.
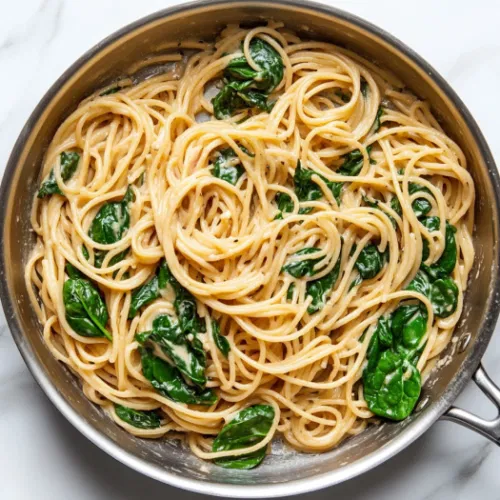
<box><xmin>2</xmin><ymin>0</ymin><xmax>500</xmax><ymax>498</ymax></box>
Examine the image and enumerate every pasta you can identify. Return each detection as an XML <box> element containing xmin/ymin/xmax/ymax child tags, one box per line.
<box><xmin>25</xmin><ymin>22</ymin><xmax>475</xmax><ymax>467</ymax></box>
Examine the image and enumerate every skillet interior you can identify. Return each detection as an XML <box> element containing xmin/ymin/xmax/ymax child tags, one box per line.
<box><xmin>1</xmin><ymin>1</ymin><xmax>499</xmax><ymax>496</ymax></box>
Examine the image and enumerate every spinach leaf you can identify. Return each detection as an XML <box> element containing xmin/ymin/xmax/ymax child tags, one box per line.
<box><xmin>420</xmin><ymin>217</ymin><xmax>457</xmax><ymax>279</ymax></box>
<box><xmin>337</xmin><ymin>146</ymin><xmax>373</xmax><ymax>176</ymax></box>
<box><xmin>335</xmin><ymin>90</ymin><xmax>351</xmax><ymax>103</ymax></box>
<box><xmin>140</xmin><ymin>347</ymin><xmax>216</xmax><ymax>405</ymax></box>
<box><xmin>363</xmin><ymin>349</ymin><xmax>421</xmax><ymax>420</ymax></box>
<box><xmin>212</xmin><ymin>404</ymin><xmax>274</xmax><ymax>469</ymax></box>
<box><xmin>225</xmin><ymin>39</ymin><xmax>283</xmax><ymax>92</ymax></box>
<box><xmin>281</xmin><ymin>248</ymin><xmax>322</xmax><ymax>278</ymax></box>
<box><xmin>128</xmin><ymin>260</ymin><xmax>168</xmax><ymax>318</ymax></box>
<box><xmin>361</xmin><ymin>78</ymin><xmax>369</xmax><ymax>97</ymax></box>
<box><xmin>275</xmin><ymin>192</ymin><xmax>295</xmax><ymax>213</ymax></box>
<box><xmin>305</xmin><ymin>254</ymin><xmax>342</xmax><ymax>314</ymax></box>
<box><xmin>115</xmin><ymin>404</ymin><xmax>161</xmax><ymax>429</ymax></box>
<box><xmin>160</xmin><ymin>263</ymin><xmax>208</xmax><ymax>369</ymax></box>
<box><xmin>63</xmin><ymin>278</ymin><xmax>112</xmax><ymax>341</ymax></box>
<box><xmin>89</xmin><ymin>186</ymin><xmax>133</xmax><ymax>244</ymax></box>
<box><xmin>213</xmin><ymin>38</ymin><xmax>283</xmax><ymax>119</ymax></box>
<box><xmin>355</xmin><ymin>243</ymin><xmax>385</xmax><ymax>280</ymax></box>
<box><xmin>390</xmin><ymin>183</ymin><xmax>433</xmax><ymax>220</ymax></box>
<box><xmin>138</xmin><ymin>314</ymin><xmax>207</xmax><ymax>386</ymax></box>
<box><xmin>65</xmin><ymin>261</ymin><xmax>85</xmax><ymax>280</ymax></box>
<box><xmin>211</xmin><ymin>148</ymin><xmax>245</xmax><ymax>185</ymax></box>
<box><xmin>372</xmin><ymin>106</ymin><xmax>384</xmax><ymax>133</ymax></box>
<box><xmin>88</xmin><ymin>186</ymin><xmax>133</xmax><ymax>268</ymax></box>
<box><xmin>362</xmin><ymin>305</ymin><xmax>426</xmax><ymax>421</ymax></box>
<box><xmin>406</xmin><ymin>270</ymin><xmax>458</xmax><ymax>318</ymax></box>
<box><xmin>294</xmin><ymin>160</ymin><xmax>342</xmax><ymax>205</ymax></box>
<box><xmin>38</xmin><ymin>151</ymin><xmax>80</xmax><ymax>198</ymax></box>
<box><xmin>212</xmin><ymin>79</ymin><xmax>270</xmax><ymax>119</ymax></box>
<box><xmin>100</xmin><ymin>86</ymin><xmax>121</xmax><ymax>96</ymax></box>
<box><xmin>212</xmin><ymin>320</ymin><xmax>230</xmax><ymax>358</ymax></box>
<box><xmin>391</xmin><ymin>304</ymin><xmax>428</xmax><ymax>352</ymax></box>
<box><xmin>408</xmin><ymin>183</ymin><xmax>432</xmax><ymax>218</ymax></box>
<box><xmin>429</xmin><ymin>278</ymin><xmax>459</xmax><ymax>318</ymax></box>
<box><xmin>349</xmin><ymin>274</ymin><xmax>363</xmax><ymax>291</ymax></box>
<box><xmin>273</xmin><ymin>192</ymin><xmax>315</xmax><ymax>219</ymax></box>
<box><xmin>286</xmin><ymin>283</ymin><xmax>295</xmax><ymax>300</ymax></box>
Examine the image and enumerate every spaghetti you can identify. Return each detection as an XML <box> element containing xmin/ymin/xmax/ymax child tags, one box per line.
<box><xmin>25</xmin><ymin>22</ymin><xmax>475</xmax><ymax>466</ymax></box>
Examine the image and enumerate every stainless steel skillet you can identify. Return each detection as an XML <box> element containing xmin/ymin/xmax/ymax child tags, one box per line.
<box><xmin>1</xmin><ymin>0</ymin><xmax>500</xmax><ymax>497</ymax></box>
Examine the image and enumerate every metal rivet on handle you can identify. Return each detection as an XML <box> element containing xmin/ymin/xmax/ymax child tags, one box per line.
<box><xmin>457</xmin><ymin>333</ymin><xmax>472</xmax><ymax>354</ymax></box>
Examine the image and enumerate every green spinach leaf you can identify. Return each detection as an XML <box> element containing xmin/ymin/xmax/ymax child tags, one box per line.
<box><xmin>281</xmin><ymin>248</ymin><xmax>322</xmax><ymax>278</ymax></box>
<box><xmin>212</xmin><ymin>404</ymin><xmax>274</xmax><ymax>469</ymax></box>
<box><xmin>138</xmin><ymin>314</ymin><xmax>207</xmax><ymax>386</ymax></box>
<box><xmin>420</xmin><ymin>217</ymin><xmax>457</xmax><ymax>279</ymax></box>
<box><xmin>140</xmin><ymin>347</ymin><xmax>216</xmax><ymax>405</ymax></box>
<box><xmin>372</xmin><ymin>106</ymin><xmax>384</xmax><ymax>133</ymax></box>
<box><xmin>361</xmin><ymin>78</ymin><xmax>369</xmax><ymax>97</ymax></box>
<box><xmin>100</xmin><ymin>86</ymin><xmax>121</xmax><ymax>96</ymax></box>
<box><xmin>362</xmin><ymin>305</ymin><xmax>426</xmax><ymax>421</ymax></box>
<box><xmin>38</xmin><ymin>151</ymin><xmax>80</xmax><ymax>198</ymax></box>
<box><xmin>337</xmin><ymin>146</ymin><xmax>373</xmax><ymax>176</ymax></box>
<box><xmin>305</xmin><ymin>254</ymin><xmax>342</xmax><ymax>314</ymax></box>
<box><xmin>225</xmin><ymin>39</ymin><xmax>283</xmax><ymax>92</ymax></box>
<box><xmin>294</xmin><ymin>160</ymin><xmax>342</xmax><ymax>205</ymax></box>
<box><xmin>211</xmin><ymin>148</ymin><xmax>245</xmax><ymax>185</ymax></box>
<box><xmin>115</xmin><ymin>404</ymin><xmax>161</xmax><ymax>429</ymax></box>
<box><xmin>128</xmin><ymin>260</ymin><xmax>168</xmax><ymax>318</ymax></box>
<box><xmin>212</xmin><ymin>320</ymin><xmax>230</xmax><ymax>358</ymax></box>
<box><xmin>355</xmin><ymin>243</ymin><xmax>386</xmax><ymax>280</ymax></box>
<box><xmin>213</xmin><ymin>38</ymin><xmax>283</xmax><ymax>119</ymax></box>
<box><xmin>363</xmin><ymin>349</ymin><xmax>421</xmax><ymax>420</ymax></box>
<box><xmin>63</xmin><ymin>278</ymin><xmax>112</xmax><ymax>341</ymax></box>
<box><xmin>406</xmin><ymin>270</ymin><xmax>458</xmax><ymax>318</ymax></box>
<box><xmin>88</xmin><ymin>186</ymin><xmax>133</xmax><ymax>268</ymax></box>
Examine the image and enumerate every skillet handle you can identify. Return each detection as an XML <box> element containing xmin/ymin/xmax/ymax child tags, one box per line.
<box><xmin>442</xmin><ymin>364</ymin><xmax>500</xmax><ymax>445</ymax></box>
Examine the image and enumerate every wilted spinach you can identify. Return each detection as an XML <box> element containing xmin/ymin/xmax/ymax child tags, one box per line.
<box><xmin>361</xmin><ymin>78</ymin><xmax>369</xmax><ymax>97</ymax></box>
<box><xmin>211</xmin><ymin>147</ymin><xmax>251</xmax><ymax>185</ymax></box>
<box><xmin>281</xmin><ymin>248</ymin><xmax>322</xmax><ymax>278</ymax></box>
<box><xmin>128</xmin><ymin>260</ymin><xmax>169</xmax><ymax>318</ymax></box>
<box><xmin>136</xmin><ymin>262</ymin><xmax>210</xmax><ymax>382</ymax></box>
<box><xmin>420</xmin><ymin>217</ymin><xmax>457</xmax><ymax>279</ymax></box>
<box><xmin>355</xmin><ymin>243</ymin><xmax>386</xmax><ymax>280</ymax></box>
<box><xmin>115</xmin><ymin>404</ymin><xmax>161</xmax><ymax>429</ymax></box>
<box><xmin>212</xmin><ymin>320</ymin><xmax>230</xmax><ymax>358</ymax></box>
<box><xmin>406</xmin><ymin>269</ymin><xmax>458</xmax><ymax>318</ymax></box>
<box><xmin>305</xmin><ymin>254</ymin><xmax>342</xmax><ymax>314</ymax></box>
<box><xmin>137</xmin><ymin>314</ymin><xmax>207</xmax><ymax>386</ymax></box>
<box><xmin>294</xmin><ymin>160</ymin><xmax>343</xmax><ymax>205</ymax></box>
<box><xmin>38</xmin><ymin>151</ymin><xmax>80</xmax><ymax>198</ymax></box>
<box><xmin>212</xmin><ymin>404</ymin><xmax>275</xmax><ymax>469</ymax></box>
<box><xmin>100</xmin><ymin>86</ymin><xmax>121</xmax><ymax>96</ymax></box>
<box><xmin>363</xmin><ymin>304</ymin><xmax>427</xmax><ymax>420</ymax></box>
<box><xmin>63</xmin><ymin>277</ymin><xmax>112</xmax><ymax>341</ymax></box>
<box><xmin>87</xmin><ymin>186</ymin><xmax>133</xmax><ymax>268</ymax></box>
<box><xmin>337</xmin><ymin>146</ymin><xmax>373</xmax><ymax>176</ymax></box>
<box><xmin>390</xmin><ymin>183</ymin><xmax>433</xmax><ymax>220</ymax></box>
<box><xmin>139</xmin><ymin>347</ymin><xmax>216</xmax><ymax>405</ymax></box>
<box><xmin>372</xmin><ymin>106</ymin><xmax>384</xmax><ymax>133</ymax></box>
<box><xmin>213</xmin><ymin>38</ymin><xmax>283</xmax><ymax>119</ymax></box>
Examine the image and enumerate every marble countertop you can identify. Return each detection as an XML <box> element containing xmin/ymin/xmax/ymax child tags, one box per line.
<box><xmin>2</xmin><ymin>0</ymin><xmax>500</xmax><ymax>498</ymax></box>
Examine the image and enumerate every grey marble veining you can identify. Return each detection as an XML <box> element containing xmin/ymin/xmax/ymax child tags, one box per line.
<box><xmin>2</xmin><ymin>1</ymin><xmax>500</xmax><ymax>498</ymax></box>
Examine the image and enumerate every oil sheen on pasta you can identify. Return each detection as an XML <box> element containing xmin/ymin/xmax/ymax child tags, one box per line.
<box><xmin>26</xmin><ymin>22</ymin><xmax>475</xmax><ymax>468</ymax></box>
